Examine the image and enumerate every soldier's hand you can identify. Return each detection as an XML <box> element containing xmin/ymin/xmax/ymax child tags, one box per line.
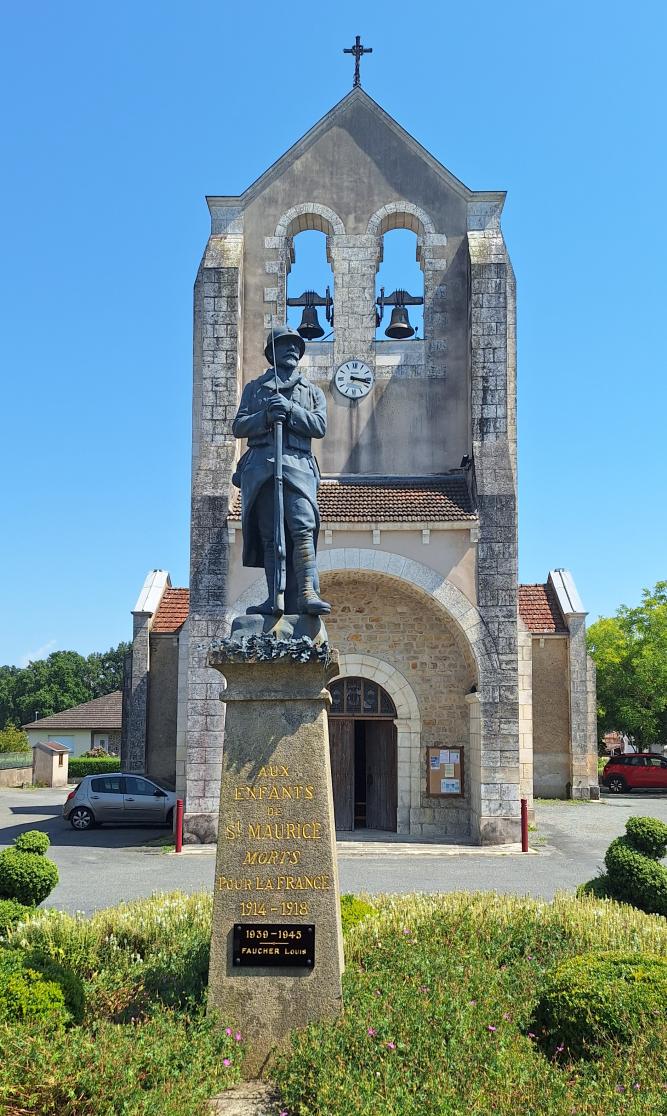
<box><xmin>267</xmin><ymin>394</ymin><xmax>289</xmax><ymax>423</ymax></box>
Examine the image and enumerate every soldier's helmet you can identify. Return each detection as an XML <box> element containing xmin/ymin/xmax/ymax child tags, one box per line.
<box><xmin>264</xmin><ymin>324</ymin><xmax>305</xmax><ymax>363</ymax></box>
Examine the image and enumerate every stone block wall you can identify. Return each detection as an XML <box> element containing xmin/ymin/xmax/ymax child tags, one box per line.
<box><xmin>468</xmin><ymin>213</ymin><xmax>520</xmax><ymax>843</ymax></box>
<box><xmin>322</xmin><ymin>570</ymin><xmax>476</xmax><ymax>837</ymax></box>
<box><xmin>532</xmin><ymin>637</ymin><xmax>570</xmax><ymax>797</ymax></box>
<box><xmin>184</xmin><ymin>235</ymin><xmax>243</xmax><ymax>843</ymax></box>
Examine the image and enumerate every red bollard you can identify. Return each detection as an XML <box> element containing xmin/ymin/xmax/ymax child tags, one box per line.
<box><xmin>520</xmin><ymin>797</ymin><xmax>529</xmax><ymax>853</ymax></box>
<box><xmin>175</xmin><ymin>798</ymin><xmax>184</xmax><ymax>853</ymax></box>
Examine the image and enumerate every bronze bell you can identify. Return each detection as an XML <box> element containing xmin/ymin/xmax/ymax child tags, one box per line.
<box><xmin>297</xmin><ymin>305</ymin><xmax>325</xmax><ymax>340</ymax></box>
<box><xmin>385</xmin><ymin>304</ymin><xmax>415</xmax><ymax>339</ymax></box>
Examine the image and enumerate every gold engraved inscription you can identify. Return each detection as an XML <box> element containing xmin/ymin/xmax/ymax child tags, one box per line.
<box><xmin>225</xmin><ymin>821</ymin><xmax>322</xmax><ymax>840</ymax></box>
<box><xmin>216</xmin><ymin>874</ymin><xmax>331</xmax><ymax>892</ymax></box>
<box><xmin>243</xmin><ymin>849</ymin><xmax>301</xmax><ymax>866</ymax></box>
<box><xmin>234</xmin><ymin>785</ymin><xmax>314</xmax><ymax>801</ymax></box>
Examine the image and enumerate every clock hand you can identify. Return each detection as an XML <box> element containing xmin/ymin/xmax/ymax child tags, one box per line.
<box><xmin>350</xmin><ymin>374</ymin><xmax>371</xmax><ymax>382</ymax></box>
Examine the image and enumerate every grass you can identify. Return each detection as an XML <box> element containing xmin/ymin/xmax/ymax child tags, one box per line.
<box><xmin>0</xmin><ymin>893</ymin><xmax>241</xmax><ymax>1115</ymax></box>
<box><xmin>272</xmin><ymin>892</ymin><xmax>667</xmax><ymax>1116</ymax></box>
<box><xmin>2</xmin><ymin>890</ymin><xmax>667</xmax><ymax>1114</ymax></box>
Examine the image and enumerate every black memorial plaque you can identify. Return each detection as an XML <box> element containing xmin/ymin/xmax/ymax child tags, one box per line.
<box><xmin>233</xmin><ymin>923</ymin><xmax>315</xmax><ymax>968</ymax></box>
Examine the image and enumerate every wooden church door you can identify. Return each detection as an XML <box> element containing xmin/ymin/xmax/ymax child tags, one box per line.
<box><xmin>328</xmin><ymin>718</ymin><xmax>354</xmax><ymax>830</ymax></box>
<box><xmin>365</xmin><ymin>720</ymin><xmax>398</xmax><ymax>832</ymax></box>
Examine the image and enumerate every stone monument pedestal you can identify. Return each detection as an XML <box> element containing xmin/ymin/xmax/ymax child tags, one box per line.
<box><xmin>207</xmin><ymin>636</ymin><xmax>343</xmax><ymax>1075</ymax></box>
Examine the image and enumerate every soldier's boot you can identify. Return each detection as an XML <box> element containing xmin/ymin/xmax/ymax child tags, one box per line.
<box><xmin>247</xmin><ymin>548</ymin><xmax>279</xmax><ymax>615</ymax></box>
<box><xmin>293</xmin><ymin>532</ymin><xmax>331</xmax><ymax>616</ymax></box>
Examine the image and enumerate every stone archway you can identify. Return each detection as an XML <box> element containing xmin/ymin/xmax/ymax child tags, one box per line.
<box><xmin>228</xmin><ymin>551</ymin><xmax>502</xmax><ymax>843</ymax></box>
<box><xmin>275</xmin><ymin>203</ymin><xmax>345</xmax><ymax>239</ymax></box>
<box><xmin>228</xmin><ymin>549</ymin><xmax>498</xmax><ymax>692</ymax></box>
<box><xmin>366</xmin><ymin>201</ymin><xmax>436</xmax><ymax>239</ymax></box>
<box><xmin>330</xmin><ymin>653</ymin><xmax>421</xmax><ymax>835</ymax></box>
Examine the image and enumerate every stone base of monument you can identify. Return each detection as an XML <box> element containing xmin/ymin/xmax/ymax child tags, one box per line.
<box><xmin>207</xmin><ymin>633</ymin><xmax>343</xmax><ymax>1075</ymax></box>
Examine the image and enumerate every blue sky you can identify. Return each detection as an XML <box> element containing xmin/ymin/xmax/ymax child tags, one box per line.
<box><xmin>1</xmin><ymin>1</ymin><xmax>665</xmax><ymax>666</ymax></box>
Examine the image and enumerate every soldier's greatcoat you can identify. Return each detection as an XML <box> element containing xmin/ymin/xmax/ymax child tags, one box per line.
<box><xmin>231</xmin><ymin>368</ymin><xmax>327</xmax><ymax>568</ymax></box>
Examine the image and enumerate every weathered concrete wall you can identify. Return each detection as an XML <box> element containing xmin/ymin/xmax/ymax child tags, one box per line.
<box><xmin>532</xmin><ymin>637</ymin><xmax>570</xmax><ymax>797</ymax></box>
<box><xmin>0</xmin><ymin>766</ymin><xmax>32</xmax><ymax>787</ymax></box>
<box><xmin>236</xmin><ymin>94</ymin><xmax>470</xmax><ymax>475</ymax></box>
<box><xmin>146</xmin><ymin>634</ymin><xmax>179</xmax><ymax>787</ymax></box>
<box><xmin>322</xmin><ymin>570</ymin><xmax>476</xmax><ymax>838</ymax></box>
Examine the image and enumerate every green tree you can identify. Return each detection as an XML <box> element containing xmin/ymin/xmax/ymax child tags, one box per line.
<box><xmin>84</xmin><ymin>643</ymin><xmax>130</xmax><ymax>698</ymax></box>
<box><xmin>0</xmin><ymin>642</ymin><xmax>130</xmax><ymax>729</ymax></box>
<box><xmin>0</xmin><ymin>726</ymin><xmax>30</xmax><ymax>754</ymax></box>
<box><xmin>587</xmin><ymin>581</ymin><xmax>667</xmax><ymax>747</ymax></box>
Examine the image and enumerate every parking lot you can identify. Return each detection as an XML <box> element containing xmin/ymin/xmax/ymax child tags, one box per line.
<box><xmin>1</xmin><ymin>785</ymin><xmax>666</xmax><ymax>915</ymax></box>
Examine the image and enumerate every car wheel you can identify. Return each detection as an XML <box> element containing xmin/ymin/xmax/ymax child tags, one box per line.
<box><xmin>607</xmin><ymin>776</ymin><xmax>628</xmax><ymax>794</ymax></box>
<box><xmin>166</xmin><ymin>808</ymin><xmax>174</xmax><ymax>827</ymax></box>
<box><xmin>70</xmin><ymin>806</ymin><xmax>95</xmax><ymax>830</ymax></box>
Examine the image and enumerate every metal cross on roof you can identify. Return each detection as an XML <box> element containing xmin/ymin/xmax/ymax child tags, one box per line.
<box><xmin>343</xmin><ymin>35</ymin><xmax>372</xmax><ymax>88</ymax></box>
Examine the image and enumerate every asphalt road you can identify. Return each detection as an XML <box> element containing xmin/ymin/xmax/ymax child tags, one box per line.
<box><xmin>1</xmin><ymin>786</ymin><xmax>666</xmax><ymax>915</ymax></box>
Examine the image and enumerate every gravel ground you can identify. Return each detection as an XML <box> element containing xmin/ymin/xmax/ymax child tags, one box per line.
<box><xmin>1</xmin><ymin>786</ymin><xmax>666</xmax><ymax>915</ymax></box>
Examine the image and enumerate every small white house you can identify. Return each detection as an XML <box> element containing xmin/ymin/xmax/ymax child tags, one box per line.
<box><xmin>23</xmin><ymin>692</ymin><xmax>122</xmax><ymax>757</ymax></box>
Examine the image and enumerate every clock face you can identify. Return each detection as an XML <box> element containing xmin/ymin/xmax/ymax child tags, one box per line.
<box><xmin>334</xmin><ymin>360</ymin><xmax>374</xmax><ymax>399</ymax></box>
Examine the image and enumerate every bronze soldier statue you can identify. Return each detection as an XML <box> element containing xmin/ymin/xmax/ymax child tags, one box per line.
<box><xmin>232</xmin><ymin>324</ymin><xmax>331</xmax><ymax>617</ymax></box>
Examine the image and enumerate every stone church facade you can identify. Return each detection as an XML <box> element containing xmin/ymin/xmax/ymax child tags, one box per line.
<box><xmin>122</xmin><ymin>88</ymin><xmax>599</xmax><ymax>843</ymax></box>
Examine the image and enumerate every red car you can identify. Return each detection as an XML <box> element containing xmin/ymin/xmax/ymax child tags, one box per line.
<box><xmin>602</xmin><ymin>752</ymin><xmax>667</xmax><ymax>794</ymax></box>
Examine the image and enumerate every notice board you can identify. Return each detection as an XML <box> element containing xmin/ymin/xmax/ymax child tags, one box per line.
<box><xmin>426</xmin><ymin>746</ymin><xmax>464</xmax><ymax>797</ymax></box>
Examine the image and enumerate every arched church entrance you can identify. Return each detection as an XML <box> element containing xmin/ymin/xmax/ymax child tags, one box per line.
<box><xmin>328</xmin><ymin>676</ymin><xmax>397</xmax><ymax>832</ymax></box>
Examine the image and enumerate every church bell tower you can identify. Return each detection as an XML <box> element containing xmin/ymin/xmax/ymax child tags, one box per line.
<box><xmin>182</xmin><ymin>65</ymin><xmax>521</xmax><ymax>846</ymax></box>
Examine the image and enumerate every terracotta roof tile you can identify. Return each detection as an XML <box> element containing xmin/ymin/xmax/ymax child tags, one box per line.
<box><xmin>22</xmin><ymin>691</ymin><xmax>123</xmax><ymax>731</ymax></box>
<box><xmin>230</xmin><ymin>476</ymin><xmax>476</xmax><ymax>523</ymax></box>
<box><xmin>151</xmin><ymin>588</ymin><xmax>190</xmax><ymax>633</ymax></box>
<box><xmin>518</xmin><ymin>584</ymin><xmax>568</xmax><ymax>634</ymax></box>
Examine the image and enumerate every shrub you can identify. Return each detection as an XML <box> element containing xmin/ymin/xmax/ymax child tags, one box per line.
<box><xmin>0</xmin><ymin>849</ymin><xmax>59</xmax><ymax>906</ymax></box>
<box><xmin>0</xmin><ymin>899</ymin><xmax>33</xmax><ymax>935</ymax></box>
<box><xmin>82</xmin><ymin>746</ymin><xmax>110</xmax><ymax>758</ymax></box>
<box><xmin>272</xmin><ymin>892</ymin><xmax>667</xmax><ymax>1116</ymax></box>
<box><xmin>576</xmin><ymin>875</ymin><xmax>612</xmax><ymax>900</ymax></box>
<box><xmin>14</xmin><ymin>829</ymin><xmax>51</xmax><ymax>855</ymax></box>
<box><xmin>531</xmin><ymin>951</ymin><xmax>667</xmax><ymax>1059</ymax></box>
<box><xmin>6</xmin><ymin>892</ymin><xmax>214</xmax><ymax>1019</ymax></box>
<box><xmin>0</xmin><ymin>726</ymin><xmax>30</xmax><ymax>754</ymax></box>
<box><xmin>579</xmin><ymin>815</ymin><xmax>667</xmax><ymax>916</ymax></box>
<box><xmin>625</xmin><ymin>815</ymin><xmax>667</xmax><ymax>858</ymax></box>
<box><xmin>69</xmin><ymin>755</ymin><xmax>120</xmax><ymax>778</ymax></box>
<box><xmin>340</xmin><ymin>893</ymin><xmax>376</xmax><ymax>935</ymax></box>
<box><xmin>22</xmin><ymin>952</ymin><xmax>85</xmax><ymax>1023</ymax></box>
<box><xmin>0</xmin><ymin>951</ymin><xmax>69</xmax><ymax>1027</ymax></box>
<box><xmin>0</xmin><ymin>1010</ymin><xmax>242</xmax><ymax>1115</ymax></box>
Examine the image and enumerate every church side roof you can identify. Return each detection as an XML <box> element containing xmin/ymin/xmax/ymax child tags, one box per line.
<box><xmin>228</xmin><ymin>476</ymin><xmax>477</xmax><ymax>523</ymax></box>
<box><xmin>151</xmin><ymin>588</ymin><xmax>190</xmax><ymax>633</ymax></box>
<box><xmin>518</xmin><ymin>584</ymin><xmax>568</xmax><ymax>634</ymax></box>
<box><xmin>207</xmin><ymin>88</ymin><xmax>505</xmax><ymax>212</ymax></box>
<box><xmin>22</xmin><ymin>691</ymin><xmax>123</xmax><ymax>731</ymax></box>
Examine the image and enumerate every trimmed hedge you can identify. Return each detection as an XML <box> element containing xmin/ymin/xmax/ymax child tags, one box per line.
<box><xmin>532</xmin><ymin>950</ymin><xmax>667</xmax><ymax>1059</ymax></box>
<box><xmin>14</xmin><ymin>831</ymin><xmax>50</xmax><ymax>855</ymax></box>
<box><xmin>578</xmin><ymin>815</ymin><xmax>667</xmax><ymax>915</ymax></box>
<box><xmin>0</xmin><ymin>951</ymin><xmax>69</xmax><ymax>1027</ymax></box>
<box><xmin>0</xmin><ymin>899</ymin><xmax>32</xmax><ymax>935</ymax></box>
<box><xmin>0</xmin><ymin>851</ymin><xmax>58</xmax><ymax>906</ymax></box>
<box><xmin>0</xmin><ymin>834</ymin><xmax>59</xmax><ymax>907</ymax></box>
<box><xmin>68</xmin><ymin>756</ymin><xmax>120</xmax><ymax>778</ymax></box>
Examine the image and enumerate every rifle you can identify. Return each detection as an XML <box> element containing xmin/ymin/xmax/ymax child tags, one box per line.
<box><xmin>270</xmin><ymin>324</ymin><xmax>287</xmax><ymax>616</ymax></box>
